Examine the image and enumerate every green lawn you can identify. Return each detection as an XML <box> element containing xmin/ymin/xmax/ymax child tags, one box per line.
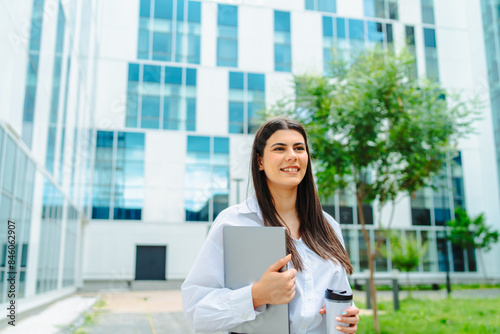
<box><xmin>357</xmin><ymin>297</ymin><xmax>500</xmax><ymax>333</ymax></box>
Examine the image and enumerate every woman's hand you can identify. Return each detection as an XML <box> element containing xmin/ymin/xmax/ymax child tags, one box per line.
<box><xmin>252</xmin><ymin>254</ymin><xmax>297</xmax><ymax>308</ymax></box>
<box><xmin>319</xmin><ymin>305</ymin><xmax>360</xmax><ymax>333</ymax></box>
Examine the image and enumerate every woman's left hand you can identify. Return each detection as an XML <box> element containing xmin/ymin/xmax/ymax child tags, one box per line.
<box><xmin>319</xmin><ymin>305</ymin><xmax>360</xmax><ymax>333</ymax></box>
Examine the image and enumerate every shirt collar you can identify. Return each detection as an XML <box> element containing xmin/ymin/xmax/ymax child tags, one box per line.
<box><xmin>237</xmin><ymin>195</ymin><xmax>264</xmax><ymax>221</ymax></box>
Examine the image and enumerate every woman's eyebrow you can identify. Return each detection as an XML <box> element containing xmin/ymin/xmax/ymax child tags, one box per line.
<box><xmin>270</xmin><ymin>142</ymin><xmax>305</xmax><ymax>148</ymax></box>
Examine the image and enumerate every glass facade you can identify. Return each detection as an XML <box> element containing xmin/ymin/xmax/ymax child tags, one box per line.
<box><xmin>228</xmin><ymin>72</ymin><xmax>265</xmax><ymax>134</ymax></box>
<box><xmin>127</xmin><ymin>64</ymin><xmax>197</xmax><ymax>131</ymax></box>
<box><xmin>480</xmin><ymin>0</ymin><xmax>500</xmax><ymax>198</ymax></box>
<box><xmin>45</xmin><ymin>4</ymin><xmax>66</xmax><ymax>175</ymax></box>
<box><xmin>185</xmin><ymin>136</ymin><xmax>229</xmax><ymax>222</ymax></box>
<box><xmin>274</xmin><ymin>11</ymin><xmax>292</xmax><ymax>72</ymax></box>
<box><xmin>22</xmin><ymin>0</ymin><xmax>45</xmax><ymax>148</ymax></box>
<box><xmin>322</xmin><ymin>15</ymin><xmax>393</xmax><ymax>72</ymax></box>
<box><xmin>217</xmin><ymin>4</ymin><xmax>238</xmax><ymax>67</ymax></box>
<box><xmin>138</xmin><ymin>0</ymin><xmax>201</xmax><ymax>64</ymax></box>
<box><xmin>405</xmin><ymin>25</ymin><xmax>417</xmax><ymax>78</ymax></box>
<box><xmin>92</xmin><ymin>131</ymin><xmax>145</xmax><ymax>220</ymax></box>
<box><xmin>0</xmin><ymin>129</ymin><xmax>36</xmax><ymax>301</ymax></box>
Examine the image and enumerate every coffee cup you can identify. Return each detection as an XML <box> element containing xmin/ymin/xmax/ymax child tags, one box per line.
<box><xmin>325</xmin><ymin>289</ymin><xmax>353</xmax><ymax>333</ymax></box>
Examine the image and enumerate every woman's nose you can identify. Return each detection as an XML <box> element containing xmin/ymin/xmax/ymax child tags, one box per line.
<box><xmin>286</xmin><ymin>148</ymin><xmax>297</xmax><ymax>161</ymax></box>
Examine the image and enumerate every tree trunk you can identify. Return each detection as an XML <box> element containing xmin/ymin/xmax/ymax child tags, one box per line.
<box><xmin>406</xmin><ymin>271</ymin><xmax>412</xmax><ymax>299</ymax></box>
<box><xmin>356</xmin><ymin>194</ymin><xmax>379</xmax><ymax>332</ymax></box>
<box><xmin>479</xmin><ymin>251</ymin><xmax>489</xmax><ymax>284</ymax></box>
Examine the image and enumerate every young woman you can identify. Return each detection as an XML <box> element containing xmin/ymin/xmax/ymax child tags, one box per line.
<box><xmin>182</xmin><ymin>117</ymin><xmax>360</xmax><ymax>333</ymax></box>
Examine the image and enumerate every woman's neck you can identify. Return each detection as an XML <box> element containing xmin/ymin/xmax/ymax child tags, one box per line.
<box><xmin>269</xmin><ymin>186</ymin><xmax>300</xmax><ymax>238</ymax></box>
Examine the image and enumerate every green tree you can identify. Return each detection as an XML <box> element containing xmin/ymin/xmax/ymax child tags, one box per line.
<box><xmin>447</xmin><ymin>208</ymin><xmax>499</xmax><ymax>282</ymax></box>
<box><xmin>382</xmin><ymin>233</ymin><xmax>428</xmax><ymax>298</ymax></box>
<box><xmin>267</xmin><ymin>47</ymin><xmax>479</xmax><ymax>332</ymax></box>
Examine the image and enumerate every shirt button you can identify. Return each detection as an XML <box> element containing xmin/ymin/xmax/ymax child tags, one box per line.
<box><xmin>243</xmin><ymin>314</ymin><xmax>248</xmax><ymax>319</ymax></box>
<box><xmin>302</xmin><ymin>325</ymin><xmax>306</xmax><ymax>329</ymax></box>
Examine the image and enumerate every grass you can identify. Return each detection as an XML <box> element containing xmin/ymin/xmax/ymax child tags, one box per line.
<box><xmin>357</xmin><ymin>297</ymin><xmax>500</xmax><ymax>333</ymax></box>
<box><xmin>63</xmin><ymin>298</ymin><xmax>107</xmax><ymax>334</ymax></box>
<box><xmin>359</xmin><ymin>283</ymin><xmax>500</xmax><ymax>292</ymax></box>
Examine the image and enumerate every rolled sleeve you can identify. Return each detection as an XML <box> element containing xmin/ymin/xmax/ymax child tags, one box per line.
<box><xmin>230</xmin><ymin>284</ymin><xmax>267</xmax><ymax>322</ymax></box>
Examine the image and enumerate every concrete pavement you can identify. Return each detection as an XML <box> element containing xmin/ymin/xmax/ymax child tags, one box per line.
<box><xmin>3</xmin><ymin>283</ymin><xmax>499</xmax><ymax>334</ymax></box>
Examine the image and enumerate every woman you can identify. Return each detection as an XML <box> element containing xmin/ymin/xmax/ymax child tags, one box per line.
<box><xmin>182</xmin><ymin>117</ymin><xmax>360</xmax><ymax>333</ymax></box>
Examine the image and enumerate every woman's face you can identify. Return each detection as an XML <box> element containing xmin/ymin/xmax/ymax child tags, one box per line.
<box><xmin>258</xmin><ymin>129</ymin><xmax>309</xmax><ymax>192</ymax></box>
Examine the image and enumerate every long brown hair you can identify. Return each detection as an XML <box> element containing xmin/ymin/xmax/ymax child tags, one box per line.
<box><xmin>251</xmin><ymin>117</ymin><xmax>353</xmax><ymax>274</ymax></box>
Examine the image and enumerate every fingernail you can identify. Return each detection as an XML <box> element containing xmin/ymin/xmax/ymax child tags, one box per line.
<box><xmin>341</xmin><ymin>311</ymin><xmax>347</xmax><ymax>315</ymax></box>
<box><xmin>335</xmin><ymin>317</ymin><xmax>342</xmax><ymax>321</ymax></box>
<box><xmin>336</xmin><ymin>326</ymin><xmax>342</xmax><ymax>330</ymax></box>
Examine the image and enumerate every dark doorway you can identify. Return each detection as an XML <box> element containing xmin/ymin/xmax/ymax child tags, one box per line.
<box><xmin>135</xmin><ymin>246</ymin><xmax>167</xmax><ymax>280</ymax></box>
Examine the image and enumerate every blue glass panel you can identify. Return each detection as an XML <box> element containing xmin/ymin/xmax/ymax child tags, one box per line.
<box><xmin>386</xmin><ymin>23</ymin><xmax>393</xmax><ymax>43</ymax></box>
<box><xmin>364</xmin><ymin>0</ymin><xmax>375</xmax><ymax>17</ymax></box>
<box><xmin>186</xmin><ymin>98</ymin><xmax>196</xmax><ymax>131</ymax></box>
<box><xmin>336</xmin><ymin>18</ymin><xmax>346</xmax><ymax>38</ymax></box>
<box><xmin>214</xmin><ymin>137</ymin><xmax>229</xmax><ymax>154</ymax></box>
<box><xmin>275</xmin><ymin>44</ymin><xmax>292</xmax><ymax>72</ymax></box>
<box><xmin>55</xmin><ymin>5</ymin><xmax>65</xmax><ymax>53</ymax></box>
<box><xmin>229</xmin><ymin>102</ymin><xmax>244</xmax><ymax>121</ymax></box>
<box><xmin>177</xmin><ymin>0</ymin><xmax>185</xmax><ymax>21</ymax></box>
<box><xmin>128</xmin><ymin>63</ymin><xmax>140</xmax><ymax>81</ymax></box>
<box><xmin>138</xmin><ymin>29</ymin><xmax>150</xmax><ymax>60</ymax></box>
<box><xmin>188</xmin><ymin>1</ymin><xmax>201</xmax><ymax>22</ymax></box>
<box><xmin>114</xmin><ymin>208</ymin><xmax>142</xmax><ymax>220</ymax></box>
<box><xmin>367</xmin><ymin>21</ymin><xmax>383</xmax><ymax>42</ymax></box>
<box><xmin>163</xmin><ymin>95</ymin><xmax>180</xmax><ymax>130</ymax></box>
<box><xmin>187</xmin><ymin>136</ymin><xmax>210</xmax><ymax>152</ymax></box>
<box><xmin>140</xmin><ymin>0</ymin><xmax>151</xmax><ymax>17</ymax></box>
<box><xmin>143</xmin><ymin>65</ymin><xmax>161</xmax><ymax>82</ymax></box>
<box><xmin>154</xmin><ymin>0</ymin><xmax>173</xmax><ymax>19</ymax></box>
<box><xmin>305</xmin><ymin>0</ymin><xmax>315</xmax><ymax>10</ymax></box>
<box><xmin>152</xmin><ymin>32</ymin><xmax>171</xmax><ymax>61</ymax></box>
<box><xmin>424</xmin><ymin>28</ymin><xmax>436</xmax><ymax>47</ymax></box>
<box><xmin>217</xmin><ymin>39</ymin><xmax>238</xmax><ymax>67</ymax></box>
<box><xmin>96</xmin><ymin>131</ymin><xmax>114</xmax><ymax>147</ymax></box>
<box><xmin>229</xmin><ymin>72</ymin><xmax>244</xmax><ymax>89</ymax></box>
<box><xmin>248</xmin><ymin>73</ymin><xmax>265</xmax><ymax>91</ymax></box>
<box><xmin>187</xmin><ymin>34</ymin><xmax>201</xmax><ymax>64</ymax></box>
<box><xmin>348</xmin><ymin>19</ymin><xmax>364</xmax><ymax>41</ymax></box>
<box><xmin>117</xmin><ymin>132</ymin><xmax>145</xmax><ymax>149</ymax></box>
<box><xmin>186</xmin><ymin>68</ymin><xmax>197</xmax><ymax>85</ymax></box>
<box><xmin>318</xmin><ymin>0</ymin><xmax>336</xmax><ymax>13</ymax></box>
<box><xmin>274</xmin><ymin>11</ymin><xmax>291</xmax><ymax>32</ymax></box>
<box><xmin>165</xmin><ymin>66</ymin><xmax>183</xmax><ymax>84</ymax></box>
<box><xmin>92</xmin><ymin>207</ymin><xmax>110</xmax><ymax>219</ymax></box>
<box><xmin>218</xmin><ymin>4</ymin><xmax>237</xmax><ymax>26</ymax></box>
<box><xmin>323</xmin><ymin>16</ymin><xmax>333</xmax><ymax>37</ymax></box>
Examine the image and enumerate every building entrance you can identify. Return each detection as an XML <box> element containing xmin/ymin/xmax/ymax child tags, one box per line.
<box><xmin>135</xmin><ymin>245</ymin><xmax>167</xmax><ymax>280</ymax></box>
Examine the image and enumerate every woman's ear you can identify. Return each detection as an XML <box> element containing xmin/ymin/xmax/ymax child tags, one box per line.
<box><xmin>257</xmin><ymin>154</ymin><xmax>264</xmax><ymax>171</ymax></box>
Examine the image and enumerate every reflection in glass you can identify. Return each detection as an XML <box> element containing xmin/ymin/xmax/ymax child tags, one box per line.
<box><xmin>217</xmin><ymin>4</ymin><xmax>238</xmax><ymax>67</ymax></box>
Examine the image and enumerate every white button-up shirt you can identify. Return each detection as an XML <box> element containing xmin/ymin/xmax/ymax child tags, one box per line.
<box><xmin>182</xmin><ymin>196</ymin><xmax>353</xmax><ymax>334</ymax></box>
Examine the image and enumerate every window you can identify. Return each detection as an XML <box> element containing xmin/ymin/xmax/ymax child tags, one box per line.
<box><xmin>274</xmin><ymin>11</ymin><xmax>292</xmax><ymax>72</ymax></box>
<box><xmin>217</xmin><ymin>4</ymin><xmax>238</xmax><ymax>67</ymax></box>
<box><xmin>421</xmin><ymin>0</ymin><xmax>435</xmax><ymax>25</ymax></box>
<box><xmin>405</xmin><ymin>25</ymin><xmax>417</xmax><ymax>78</ymax></box>
<box><xmin>126</xmin><ymin>63</ymin><xmax>197</xmax><ymax>131</ymax></box>
<box><xmin>137</xmin><ymin>0</ymin><xmax>201</xmax><ymax>64</ymax></box>
<box><xmin>424</xmin><ymin>28</ymin><xmax>439</xmax><ymax>82</ymax></box>
<box><xmin>92</xmin><ymin>131</ymin><xmax>145</xmax><ymax>220</ymax></box>
<box><xmin>411</xmin><ymin>188</ymin><xmax>432</xmax><ymax>225</ymax></box>
<box><xmin>114</xmin><ymin>132</ymin><xmax>145</xmax><ymax>220</ymax></box>
<box><xmin>228</xmin><ymin>72</ymin><xmax>265</xmax><ymax>134</ymax></box>
<box><xmin>305</xmin><ymin>0</ymin><xmax>336</xmax><ymax>13</ymax></box>
<box><xmin>364</xmin><ymin>0</ymin><xmax>398</xmax><ymax>20</ymax></box>
<box><xmin>22</xmin><ymin>0</ymin><xmax>45</xmax><ymax>148</ymax></box>
<box><xmin>185</xmin><ymin>136</ymin><xmax>229</xmax><ymax>222</ymax></box>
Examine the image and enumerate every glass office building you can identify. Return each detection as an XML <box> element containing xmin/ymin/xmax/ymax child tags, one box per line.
<box><xmin>1</xmin><ymin>0</ymin><xmax>499</xmax><ymax>314</ymax></box>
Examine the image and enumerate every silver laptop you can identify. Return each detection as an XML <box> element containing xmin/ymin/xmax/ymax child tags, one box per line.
<box><xmin>223</xmin><ymin>226</ymin><xmax>290</xmax><ymax>334</ymax></box>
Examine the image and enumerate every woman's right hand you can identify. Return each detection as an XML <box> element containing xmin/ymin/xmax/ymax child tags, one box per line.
<box><xmin>251</xmin><ymin>254</ymin><xmax>297</xmax><ymax>308</ymax></box>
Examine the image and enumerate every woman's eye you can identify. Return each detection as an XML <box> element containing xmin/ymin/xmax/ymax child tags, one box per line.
<box><xmin>274</xmin><ymin>147</ymin><xmax>284</xmax><ymax>151</ymax></box>
<box><xmin>295</xmin><ymin>146</ymin><xmax>305</xmax><ymax>151</ymax></box>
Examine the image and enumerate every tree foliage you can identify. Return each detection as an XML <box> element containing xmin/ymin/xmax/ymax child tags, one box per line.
<box><xmin>447</xmin><ymin>208</ymin><xmax>499</xmax><ymax>252</ymax></box>
<box><xmin>266</xmin><ymin>47</ymin><xmax>480</xmax><ymax>331</ymax></box>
